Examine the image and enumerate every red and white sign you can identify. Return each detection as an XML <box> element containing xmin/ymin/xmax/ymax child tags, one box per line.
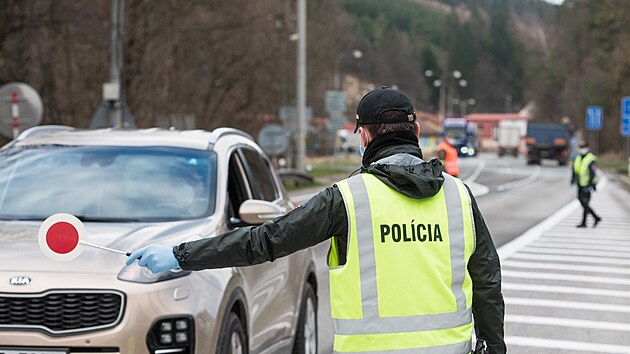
<box><xmin>38</xmin><ymin>213</ymin><xmax>86</xmax><ymax>262</ymax></box>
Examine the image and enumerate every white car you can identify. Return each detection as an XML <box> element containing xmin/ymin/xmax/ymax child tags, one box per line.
<box><xmin>0</xmin><ymin>126</ymin><xmax>319</xmax><ymax>354</ymax></box>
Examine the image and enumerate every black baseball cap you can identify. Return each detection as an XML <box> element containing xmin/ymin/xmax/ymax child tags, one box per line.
<box><xmin>354</xmin><ymin>86</ymin><xmax>416</xmax><ymax>133</ymax></box>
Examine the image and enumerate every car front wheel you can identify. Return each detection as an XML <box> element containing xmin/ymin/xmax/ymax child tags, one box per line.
<box><xmin>217</xmin><ymin>312</ymin><xmax>247</xmax><ymax>354</ymax></box>
<box><xmin>293</xmin><ymin>283</ymin><xmax>318</xmax><ymax>354</ymax></box>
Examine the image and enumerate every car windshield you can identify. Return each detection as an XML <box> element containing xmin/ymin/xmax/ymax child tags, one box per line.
<box><xmin>0</xmin><ymin>145</ymin><xmax>217</xmax><ymax>222</ymax></box>
<box><xmin>444</xmin><ymin>126</ymin><xmax>467</xmax><ymax>139</ymax></box>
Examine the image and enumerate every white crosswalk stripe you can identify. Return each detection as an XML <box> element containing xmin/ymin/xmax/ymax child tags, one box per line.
<box><xmin>498</xmin><ymin>176</ymin><xmax>630</xmax><ymax>353</ymax></box>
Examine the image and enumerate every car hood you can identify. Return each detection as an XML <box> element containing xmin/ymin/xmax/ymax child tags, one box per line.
<box><xmin>0</xmin><ymin>218</ymin><xmax>215</xmax><ymax>274</ymax></box>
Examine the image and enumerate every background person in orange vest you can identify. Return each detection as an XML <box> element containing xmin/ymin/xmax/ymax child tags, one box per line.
<box><xmin>437</xmin><ymin>133</ymin><xmax>460</xmax><ymax>177</ymax></box>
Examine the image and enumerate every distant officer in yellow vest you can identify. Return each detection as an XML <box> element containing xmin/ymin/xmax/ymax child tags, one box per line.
<box><xmin>128</xmin><ymin>87</ymin><xmax>507</xmax><ymax>353</ymax></box>
<box><xmin>571</xmin><ymin>140</ymin><xmax>601</xmax><ymax>228</ymax></box>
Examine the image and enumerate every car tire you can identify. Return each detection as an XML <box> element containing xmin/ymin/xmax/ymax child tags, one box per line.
<box><xmin>217</xmin><ymin>312</ymin><xmax>247</xmax><ymax>354</ymax></box>
<box><xmin>292</xmin><ymin>283</ymin><xmax>318</xmax><ymax>354</ymax></box>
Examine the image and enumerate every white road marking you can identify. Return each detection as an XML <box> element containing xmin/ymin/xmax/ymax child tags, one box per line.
<box><xmin>544</xmin><ymin>232</ymin><xmax>630</xmax><ymax>241</ymax></box>
<box><xmin>528</xmin><ymin>242</ymin><xmax>630</xmax><ymax>252</ymax></box>
<box><xmin>521</xmin><ymin>247</ymin><xmax>630</xmax><ymax>259</ymax></box>
<box><xmin>506</xmin><ymin>314</ymin><xmax>630</xmax><ymax>331</ymax></box>
<box><xmin>498</xmin><ymin>200</ymin><xmax>579</xmax><ymax>261</ymax></box>
<box><xmin>505</xmin><ymin>297</ymin><xmax>630</xmax><ymax>313</ymax></box>
<box><xmin>463</xmin><ymin>160</ymin><xmax>485</xmax><ymax>183</ymax></box>
<box><xmin>511</xmin><ymin>252</ymin><xmax>630</xmax><ymax>266</ymax></box>
<box><xmin>537</xmin><ymin>236</ymin><xmax>630</xmax><ymax>247</ymax></box>
<box><xmin>496</xmin><ymin>165</ymin><xmax>541</xmax><ymax>191</ymax></box>
<box><xmin>505</xmin><ymin>336</ymin><xmax>630</xmax><ymax>353</ymax></box>
<box><xmin>464</xmin><ymin>181</ymin><xmax>490</xmax><ymax>197</ymax></box>
<box><xmin>502</xmin><ymin>270</ymin><xmax>630</xmax><ymax>285</ymax></box>
<box><xmin>461</xmin><ymin>160</ymin><xmax>490</xmax><ymax>197</ymax></box>
<box><xmin>502</xmin><ymin>260</ymin><xmax>630</xmax><ymax>275</ymax></box>
<box><xmin>502</xmin><ymin>282</ymin><xmax>630</xmax><ymax>298</ymax></box>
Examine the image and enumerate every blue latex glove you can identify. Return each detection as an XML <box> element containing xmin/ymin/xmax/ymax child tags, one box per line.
<box><xmin>126</xmin><ymin>244</ymin><xmax>179</xmax><ymax>273</ymax></box>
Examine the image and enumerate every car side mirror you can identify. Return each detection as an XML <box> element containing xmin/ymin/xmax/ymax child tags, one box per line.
<box><xmin>238</xmin><ymin>200</ymin><xmax>284</xmax><ymax>225</ymax></box>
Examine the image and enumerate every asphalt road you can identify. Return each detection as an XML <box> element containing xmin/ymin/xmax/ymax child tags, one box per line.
<box><xmin>458</xmin><ymin>153</ymin><xmax>575</xmax><ymax>248</ymax></box>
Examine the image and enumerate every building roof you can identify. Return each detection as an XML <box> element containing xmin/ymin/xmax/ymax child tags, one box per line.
<box><xmin>466</xmin><ymin>113</ymin><xmax>533</xmax><ymax>122</ymax></box>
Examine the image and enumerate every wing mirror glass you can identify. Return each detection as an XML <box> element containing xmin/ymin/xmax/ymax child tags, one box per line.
<box><xmin>238</xmin><ymin>199</ymin><xmax>284</xmax><ymax>225</ymax></box>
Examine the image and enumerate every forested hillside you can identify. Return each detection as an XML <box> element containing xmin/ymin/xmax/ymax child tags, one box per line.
<box><xmin>0</xmin><ymin>0</ymin><xmax>628</xmax><ymax>151</ymax></box>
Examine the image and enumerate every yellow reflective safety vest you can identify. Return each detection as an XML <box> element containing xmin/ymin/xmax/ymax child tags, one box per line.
<box><xmin>328</xmin><ymin>172</ymin><xmax>476</xmax><ymax>353</ymax></box>
<box><xmin>573</xmin><ymin>152</ymin><xmax>597</xmax><ymax>187</ymax></box>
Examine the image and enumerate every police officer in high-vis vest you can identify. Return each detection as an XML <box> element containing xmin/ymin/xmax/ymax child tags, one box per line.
<box><xmin>571</xmin><ymin>140</ymin><xmax>601</xmax><ymax>228</ymax></box>
<box><xmin>128</xmin><ymin>87</ymin><xmax>506</xmax><ymax>353</ymax></box>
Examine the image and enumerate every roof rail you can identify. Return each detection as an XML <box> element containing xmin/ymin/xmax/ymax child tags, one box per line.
<box><xmin>16</xmin><ymin>125</ymin><xmax>75</xmax><ymax>141</ymax></box>
<box><xmin>208</xmin><ymin>128</ymin><xmax>253</xmax><ymax>146</ymax></box>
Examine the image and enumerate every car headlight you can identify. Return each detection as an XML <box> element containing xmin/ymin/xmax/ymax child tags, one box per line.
<box><xmin>461</xmin><ymin>146</ymin><xmax>468</xmax><ymax>154</ymax></box>
<box><xmin>468</xmin><ymin>148</ymin><xmax>475</xmax><ymax>156</ymax></box>
<box><xmin>117</xmin><ymin>264</ymin><xmax>191</xmax><ymax>283</ymax></box>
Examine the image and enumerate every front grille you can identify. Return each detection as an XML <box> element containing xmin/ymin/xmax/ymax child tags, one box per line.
<box><xmin>0</xmin><ymin>290</ymin><xmax>125</xmax><ymax>336</ymax></box>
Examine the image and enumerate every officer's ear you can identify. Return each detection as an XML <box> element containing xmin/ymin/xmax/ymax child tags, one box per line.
<box><xmin>414</xmin><ymin>121</ymin><xmax>421</xmax><ymax>137</ymax></box>
<box><xmin>359</xmin><ymin>127</ymin><xmax>371</xmax><ymax>147</ymax></box>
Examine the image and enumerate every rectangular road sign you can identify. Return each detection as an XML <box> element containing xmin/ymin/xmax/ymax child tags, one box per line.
<box><xmin>325</xmin><ymin>90</ymin><xmax>346</xmax><ymax>113</ymax></box>
<box><xmin>279</xmin><ymin>105</ymin><xmax>312</xmax><ymax>122</ymax></box>
<box><xmin>622</xmin><ymin>97</ymin><xmax>630</xmax><ymax>137</ymax></box>
<box><xmin>586</xmin><ymin>106</ymin><xmax>603</xmax><ymax>131</ymax></box>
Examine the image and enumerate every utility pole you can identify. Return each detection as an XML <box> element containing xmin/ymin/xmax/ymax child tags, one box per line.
<box><xmin>296</xmin><ymin>0</ymin><xmax>307</xmax><ymax>171</ymax></box>
<box><xmin>109</xmin><ymin>0</ymin><xmax>123</xmax><ymax>127</ymax></box>
<box><xmin>90</xmin><ymin>0</ymin><xmax>136</xmax><ymax>129</ymax></box>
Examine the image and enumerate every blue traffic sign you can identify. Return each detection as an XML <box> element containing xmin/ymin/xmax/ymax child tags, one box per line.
<box><xmin>586</xmin><ymin>106</ymin><xmax>603</xmax><ymax>131</ymax></box>
<box><xmin>622</xmin><ymin>97</ymin><xmax>630</xmax><ymax>137</ymax></box>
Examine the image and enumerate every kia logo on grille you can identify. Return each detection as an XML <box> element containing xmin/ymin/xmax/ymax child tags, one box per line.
<box><xmin>9</xmin><ymin>276</ymin><xmax>32</xmax><ymax>285</ymax></box>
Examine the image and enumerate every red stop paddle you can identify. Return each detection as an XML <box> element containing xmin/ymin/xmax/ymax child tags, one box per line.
<box><xmin>38</xmin><ymin>213</ymin><xmax>133</xmax><ymax>262</ymax></box>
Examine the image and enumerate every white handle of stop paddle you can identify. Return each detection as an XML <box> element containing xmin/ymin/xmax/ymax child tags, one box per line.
<box><xmin>79</xmin><ymin>240</ymin><xmax>131</xmax><ymax>256</ymax></box>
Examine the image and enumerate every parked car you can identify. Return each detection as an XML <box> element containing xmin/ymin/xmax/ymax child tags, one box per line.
<box><xmin>0</xmin><ymin>126</ymin><xmax>318</xmax><ymax>354</ymax></box>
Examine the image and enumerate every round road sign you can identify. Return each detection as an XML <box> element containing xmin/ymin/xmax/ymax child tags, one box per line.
<box><xmin>258</xmin><ymin>124</ymin><xmax>289</xmax><ymax>155</ymax></box>
<box><xmin>38</xmin><ymin>213</ymin><xmax>86</xmax><ymax>262</ymax></box>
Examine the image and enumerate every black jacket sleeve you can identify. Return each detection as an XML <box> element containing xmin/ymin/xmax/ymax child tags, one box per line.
<box><xmin>589</xmin><ymin>160</ymin><xmax>597</xmax><ymax>188</ymax></box>
<box><xmin>466</xmin><ymin>185</ymin><xmax>506</xmax><ymax>354</ymax></box>
<box><xmin>173</xmin><ymin>186</ymin><xmax>347</xmax><ymax>270</ymax></box>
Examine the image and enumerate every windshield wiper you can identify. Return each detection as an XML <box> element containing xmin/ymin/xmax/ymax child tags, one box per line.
<box><xmin>0</xmin><ymin>216</ymin><xmax>45</xmax><ymax>221</ymax></box>
<box><xmin>74</xmin><ymin>215</ymin><xmax>142</xmax><ymax>222</ymax></box>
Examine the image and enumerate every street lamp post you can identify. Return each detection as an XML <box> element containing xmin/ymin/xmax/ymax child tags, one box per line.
<box><xmin>425</xmin><ymin>69</ymin><xmax>468</xmax><ymax>123</ymax></box>
<box><xmin>334</xmin><ymin>49</ymin><xmax>363</xmax><ymax>90</ymax></box>
<box><xmin>296</xmin><ymin>0</ymin><xmax>307</xmax><ymax>172</ymax></box>
<box><xmin>452</xmin><ymin>97</ymin><xmax>476</xmax><ymax>116</ymax></box>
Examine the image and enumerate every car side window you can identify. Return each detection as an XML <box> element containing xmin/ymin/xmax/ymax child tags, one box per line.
<box><xmin>226</xmin><ymin>151</ymin><xmax>251</xmax><ymax>224</ymax></box>
<box><xmin>239</xmin><ymin>148</ymin><xmax>279</xmax><ymax>202</ymax></box>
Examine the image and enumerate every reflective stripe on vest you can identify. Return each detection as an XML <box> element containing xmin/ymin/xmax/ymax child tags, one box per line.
<box><xmin>330</xmin><ymin>173</ymin><xmax>475</xmax><ymax>353</ymax></box>
<box><xmin>573</xmin><ymin>153</ymin><xmax>597</xmax><ymax>187</ymax></box>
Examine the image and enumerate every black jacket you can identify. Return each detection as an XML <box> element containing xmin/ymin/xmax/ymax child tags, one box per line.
<box><xmin>174</xmin><ymin>131</ymin><xmax>506</xmax><ymax>353</ymax></box>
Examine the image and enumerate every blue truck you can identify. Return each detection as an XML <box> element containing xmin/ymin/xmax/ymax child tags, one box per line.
<box><xmin>442</xmin><ymin>118</ymin><xmax>479</xmax><ymax>157</ymax></box>
<box><xmin>525</xmin><ymin>122</ymin><xmax>571</xmax><ymax>165</ymax></box>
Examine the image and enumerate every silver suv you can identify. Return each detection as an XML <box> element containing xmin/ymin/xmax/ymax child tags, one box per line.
<box><xmin>0</xmin><ymin>126</ymin><xmax>318</xmax><ymax>354</ymax></box>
